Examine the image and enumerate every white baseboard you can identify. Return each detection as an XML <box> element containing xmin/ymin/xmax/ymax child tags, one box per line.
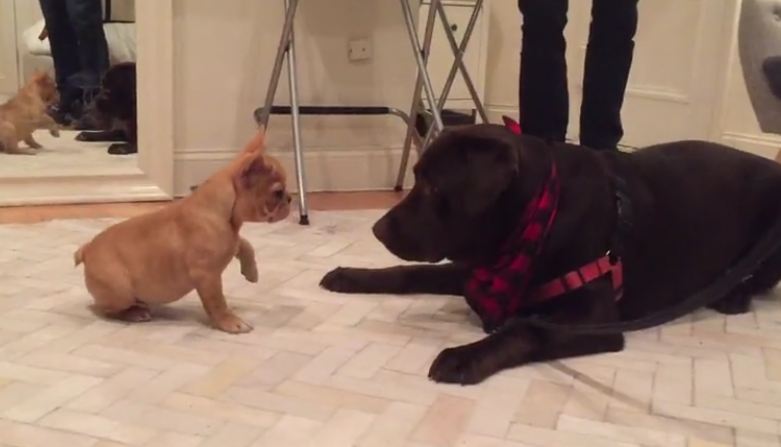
<box><xmin>721</xmin><ymin>131</ymin><xmax>781</xmax><ymax>160</ymax></box>
<box><xmin>486</xmin><ymin>105</ymin><xmax>517</xmax><ymax>123</ymax></box>
<box><xmin>174</xmin><ymin>146</ymin><xmax>419</xmax><ymax>197</ymax></box>
<box><xmin>0</xmin><ymin>172</ymin><xmax>170</xmax><ymax>207</ymax></box>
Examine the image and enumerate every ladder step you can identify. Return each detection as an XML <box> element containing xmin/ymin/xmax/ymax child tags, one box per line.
<box><xmin>254</xmin><ymin>106</ymin><xmax>394</xmax><ymax>123</ymax></box>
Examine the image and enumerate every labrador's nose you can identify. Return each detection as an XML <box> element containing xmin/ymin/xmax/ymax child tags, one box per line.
<box><xmin>372</xmin><ymin>214</ymin><xmax>393</xmax><ymax>243</ymax></box>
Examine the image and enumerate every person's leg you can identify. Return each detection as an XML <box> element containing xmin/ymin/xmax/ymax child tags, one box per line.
<box><xmin>39</xmin><ymin>0</ymin><xmax>81</xmax><ymax>108</ymax></box>
<box><xmin>579</xmin><ymin>0</ymin><xmax>639</xmax><ymax>150</ymax></box>
<box><xmin>518</xmin><ymin>0</ymin><xmax>569</xmax><ymax>142</ymax></box>
<box><xmin>64</xmin><ymin>0</ymin><xmax>109</xmax><ymax>104</ymax></box>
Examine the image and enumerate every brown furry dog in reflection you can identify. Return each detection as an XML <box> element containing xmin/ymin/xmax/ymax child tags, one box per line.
<box><xmin>77</xmin><ymin>62</ymin><xmax>137</xmax><ymax>155</ymax></box>
<box><xmin>0</xmin><ymin>72</ymin><xmax>60</xmax><ymax>155</ymax></box>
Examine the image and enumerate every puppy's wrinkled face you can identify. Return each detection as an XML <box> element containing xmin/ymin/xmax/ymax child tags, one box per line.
<box><xmin>372</xmin><ymin>125</ymin><xmax>519</xmax><ymax>263</ymax></box>
<box><xmin>232</xmin><ymin>151</ymin><xmax>292</xmax><ymax>224</ymax></box>
<box><xmin>30</xmin><ymin>72</ymin><xmax>59</xmax><ymax>106</ymax></box>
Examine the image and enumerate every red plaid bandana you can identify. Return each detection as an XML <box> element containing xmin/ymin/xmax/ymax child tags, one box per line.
<box><xmin>465</xmin><ymin>116</ymin><xmax>560</xmax><ymax>332</ymax></box>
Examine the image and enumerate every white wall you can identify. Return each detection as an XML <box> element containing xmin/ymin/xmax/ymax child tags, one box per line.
<box><xmin>171</xmin><ymin>0</ymin><xmax>419</xmax><ymax>194</ymax></box>
<box><xmin>482</xmin><ymin>0</ymin><xmax>519</xmax><ymax>121</ymax></box>
<box><xmin>169</xmin><ymin>0</ymin><xmax>779</xmax><ymax>195</ymax></box>
<box><xmin>482</xmin><ymin>0</ymin><xmax>760</xmax><ymax>152</ymax></box>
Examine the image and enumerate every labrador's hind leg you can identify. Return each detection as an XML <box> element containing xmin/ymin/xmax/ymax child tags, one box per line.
<box><xmin>709</xmin><ymin>246</ymin><xmax>781</xmax><ymax>315</ymax></box>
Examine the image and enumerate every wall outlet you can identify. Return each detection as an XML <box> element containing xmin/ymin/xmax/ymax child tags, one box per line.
<box><xmin>348</xmin><ymin>38</ymin><xmax>372</xmax><ymax>62</ymax></box>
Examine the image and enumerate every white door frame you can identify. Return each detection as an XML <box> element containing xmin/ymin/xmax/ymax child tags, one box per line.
<box><xmin>0</xmin><ymin>0</ymin><xmax>20</xmax><ymax>96</ymax></box>
<box><xmin>0</xmin><ymin>0</ymin><xmax>174</xmax><ymax>206</ymax></box>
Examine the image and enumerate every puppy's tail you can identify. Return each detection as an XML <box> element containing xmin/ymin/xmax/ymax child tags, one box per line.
<box><xmin>73</xmin><ymin>243</ymin><xmax>89</xmax><ymax>267</ymax></box>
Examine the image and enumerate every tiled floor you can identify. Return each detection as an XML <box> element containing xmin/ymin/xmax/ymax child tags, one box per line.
<box><xmin>1</xmin><ymin>209</ymin><xmax>781</xmax><ymax>447</ymax></box>
<box><xmin>0</xmin><ymin>130</ymin><xmax>137</xmax><ymax>178</ymax></box>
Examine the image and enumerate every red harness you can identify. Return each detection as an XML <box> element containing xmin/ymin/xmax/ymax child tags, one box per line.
<box><xmin>529</xmin><ymin>254</ymin><xmax>624</xmax><ymax>304</ymax></box>
<box><xmin>467</xmin><ymin>117</ymin><xmax>625</xmax><ymax>332</ymax></box>
<box><xmin>506</xmin><ymin>115</ymin><xmax>624</xmax><ymax>302</ymax></box>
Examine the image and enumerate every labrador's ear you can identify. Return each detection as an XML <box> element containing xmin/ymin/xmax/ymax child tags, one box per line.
<box><xmin>462</xmin><ymin>140</ymin><xmax>519</xmax><ymax>216</ymax></box>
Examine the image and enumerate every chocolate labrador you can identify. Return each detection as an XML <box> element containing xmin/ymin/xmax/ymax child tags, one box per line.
<box><xmin>320</xmin><ymin>124</ymin><xmax>781</xmax><ymax>385</ymax></box>
<box><xmin>77</xmin><ymin>62</ymin><xmax>137</xmax><ymax>155</ymax></box>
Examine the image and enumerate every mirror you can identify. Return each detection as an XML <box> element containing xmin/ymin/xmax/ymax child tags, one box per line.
<box><xmin>0</xmin><ymin>0</ymin><xmax>137</xmax><ymax>178</ymax></box>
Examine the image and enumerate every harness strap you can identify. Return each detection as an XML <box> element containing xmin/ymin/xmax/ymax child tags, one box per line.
<box><xmin>527</xmin><ymin>255</ymin><xmax>624</xmax><ymax>304</ymax></box>
<box><xmin>524</xmin><ymin>161</ymin><xmax>632</xmax><ymax>306</ymax></box>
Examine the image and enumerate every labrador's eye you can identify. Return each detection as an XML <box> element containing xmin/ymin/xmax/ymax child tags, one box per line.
<box><xmin>433</xmin><ymin>189</ymin><xmax>450</xmax><ymax>215</ymax></box>
<box><xmin>273</xmin><ymin>189</ymin><xmax>285</xmax><ymax>200</ymax></box>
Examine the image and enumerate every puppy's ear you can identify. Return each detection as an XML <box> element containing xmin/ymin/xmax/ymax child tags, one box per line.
<box><xmin>31</xmin><ymin>71</ymin><xmax>52</xmax><ymax>86</ymax></box>
<box><xmin>240</xmin><ymin>126</ymin><xmax>267</xmax><ymax>155</ymax></box>
<box><xmin>234</xmin><ymin>151</ymin><xmax>270</xmax><ymax>190</ymax></box>
<box><xmin>462</xmin><ymin>141</ymin><xmax>518</xmax><ymax>216</ymax></box>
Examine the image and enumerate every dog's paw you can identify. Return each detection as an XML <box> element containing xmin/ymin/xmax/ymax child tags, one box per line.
<box><xmin>49</xmin><ymin>128</ymin><xmax>60</xmax><ymax>138</ymax></box>
<box><xmin>11</xmin><ymin>148</ymin><xmax>38</xmax><ymax>156</ymax></box>
<box><xmin>241</xmin><ymin>265</ymin><xmax>259</xmax><ymax>283</ymax></box>
<box><xmin>119</xmin><ymin>305</ymin><xmax>152</xmax><ymax>323</ymax></box>
<box><xmin>319</xmin><ymin>267</ymin><xmax>363</xmax><ymax>293</ymax></box>
<box><xmin>213</xmin><ymin>312</ymin><xmax>253</xmax><ymax>334</ymax></box>
<box><xmin>708</xmin><ymin>293</ymin><xmax>752</xmax><ymax>315</ymax></box>
<box><xmin>428</xmin><ymin>345</ymin><xmax>494</xmax><ymax>385</ymax></box>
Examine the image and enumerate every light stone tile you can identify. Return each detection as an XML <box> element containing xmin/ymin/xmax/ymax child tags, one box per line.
<box><xmin>2</xmin><ymin>211</ymin><xmax>781</xmax><ymax>447</ymax></box>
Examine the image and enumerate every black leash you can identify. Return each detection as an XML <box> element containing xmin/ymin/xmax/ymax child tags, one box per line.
<box><xmin>500</xmin><ymin>170</ymin><xmax>781</xmax><ymax>335</ymax></box>
<box><xmin>519</xmin><ymin>221</ymin><xmax>781</xmax><ymax>336</ymax></box>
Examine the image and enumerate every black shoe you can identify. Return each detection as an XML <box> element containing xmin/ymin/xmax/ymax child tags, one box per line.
<box><xmin>71</xmin><ymin>115</ymin><xmax>101</xmax><ymax>132</ymax></box>
<box><xmin>108</xmin><ymin>143</ymin><xmax>137</xmax><ymax>155</ymax></box>
<box><xmin>47</xmin><ymin>104</ymin><xmax>73</xmax><ymax>126</ymax></box>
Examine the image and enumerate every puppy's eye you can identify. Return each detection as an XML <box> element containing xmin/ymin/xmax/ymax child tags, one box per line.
<box><xmin>273</xmin><ymin>189</ymin><xmax>285</xmax><ymax>200</ymax></box>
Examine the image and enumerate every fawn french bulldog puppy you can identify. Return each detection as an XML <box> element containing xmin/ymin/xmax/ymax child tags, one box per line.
<box><xmin>74</xmin><ymin>128</ymin><xmax>291</xmax><ymax>333</ymax></box>
<box><xmin>0</xmin><ymin>71</ymin><xmax>60</xmax><ymax>155</ymax></box>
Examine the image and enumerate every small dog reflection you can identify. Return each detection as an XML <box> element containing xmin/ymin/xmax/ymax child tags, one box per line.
<box><xmin>0</xmin><ymin>72</ymin><xmax>60</xmax><ymax>155</ymax></box>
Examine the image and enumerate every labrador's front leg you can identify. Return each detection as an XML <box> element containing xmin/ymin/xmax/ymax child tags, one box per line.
<box><xmin>429</xmin><ymin>282</ymin><xmax>625</xmax><ymax>384</ymax></box>
<box><xmin>320</xmin><ymin>263</ymin><xmax>468</xmax><ymax>295</ymax></box>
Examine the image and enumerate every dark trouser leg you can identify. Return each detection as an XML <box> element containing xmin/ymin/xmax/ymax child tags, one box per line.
<box><xmin>64</xmin><ymin>0</ymin><xmax>109</xmax><ymax>95</ymax></box>
<box><xmin>518</xmin><ymin>0</ymin><xmax>569</xmax><ymax>143</ymax></box>
<box><xmin>39</xmin><ymin>0</ymin><xmax>81</xmax><ymax>107</ymax></box>
<box><xmin>579</xmin><ymin>0</ymin><xmax>639</xmax><ymax>150</ymax></box>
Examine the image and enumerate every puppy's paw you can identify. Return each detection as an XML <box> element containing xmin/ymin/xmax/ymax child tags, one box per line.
<box><xmin>241</xmin><ymin>264</ymin><xmax>259</xmax><ymax>283</ymax></box>
<box><xmin>119</xmin><ymin>305</ymin><xmax>152</xmax><ymax>322</ymax></box>
<box><xmin>213</xmin><ymin>312</ymin><xmax>253</xmax><ymax>334</ymax></box>
<box><xmin>49</xmin><ymin>128</ymin><xmax>60</xmax><ymax>138</ymax></box>
<box><xmin>11</xmin><ymin>148</ymin><xmax>38</xmax><ymax>156</ymax></box>
<box><xmin>428</xmin><ymin>344</ymin><xmax>494</xmax><ymax>385</ymax></box>
<box><xmin>319</xmin><ymin>267</ymin><xmax>365</xmax><ymax>293</ymax></box>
